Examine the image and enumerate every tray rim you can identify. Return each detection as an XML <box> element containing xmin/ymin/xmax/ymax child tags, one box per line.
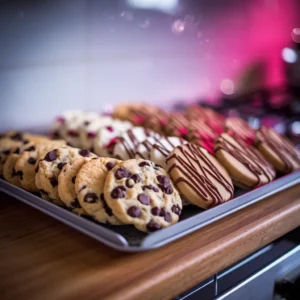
<box><xmin>1</xmin><ymin>170</ymin><xmax>300</xmax><ymax>252</ymax></box>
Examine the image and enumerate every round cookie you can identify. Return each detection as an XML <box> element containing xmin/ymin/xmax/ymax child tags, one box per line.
<box><xmin>187</xmin><ymin>105</ymin><xmax>225</xmax><ymax>134</ymax></box>
<box><xmin>164</xmin><ymin>112</ymin><xmax>189</xmax><ymax>138</ymax></box>
<box><xmin>150</xmin><ymin>136</ymin><xmax>187</xmax><ymax>170</ymax></box>
<box><xmin>225</xmin><ymin>117</ymin><xmax>255</xmax><ymax>145</ymax></box>
<box><xmin>215</xmin><ymin>133</ymin><xmax>275</xmax><ymax>189</ymax></box>
<box><xmin>166</xmin><ymin>143</ymin><xmax>234</xmax><ymax>209</ymax></box>
<box><xmin>2</xmin><ymin>142</ymin><xmax>37</xmax><ymax>187</ymax></box>
<box><xmin>112</xmin><ymin>127</ymin><xmax>157</xmax><ymax>160</ymax></box>
<box><xmin>0</xmin><ymin>137</ymin><xmax>23</xmax><ymax>176</ymax></box>
<box><xmin>135</xmin><ymin>136</ymin><xmax>161</xmax><ymax>160</ymax></box>
<box><xmin>79</xmin><ymin>116</ymin><xmax>112</xmax><ymax>150</ymax></box>
<box><xmin>104</xmin><ymin>159</ymin><xmax>182</xmax><ymax>232</ymax></box>
<box><xmin>35</xmin><ymin>147</ymin><xmax>95</xmax><ymax>205</ymax></box>
<box><xmin>75</xmin><ymin>157</ymin><xmax>123</xmax><ymax>224</ymax></box>
<box><xmin>58</xmin><ymin>157</ymin><xmax>93</xmax><ymax>213</ymax></box>
<box><xmin>15</xmin><ymin>140</ymin><xmax>66</xmax><ymax>192</ymax></box>
<box><xmin>93</xmin><ymin>120</ymin><xmax>132</xmax><ymax>157</ymax></box>
<box><xmin>188</xmin><ymin>120</ymin><xmax>218</xmax><ymax>155</ymax></box>
<box><xmin>255</xmin><ymin>126</ymin><xmax>300</xmax><ymax>174</ymax></box>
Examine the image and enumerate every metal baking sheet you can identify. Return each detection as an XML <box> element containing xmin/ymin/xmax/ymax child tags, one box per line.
<box><xmin>1</xmin><ymin>170</ymin><xmax>299</xmax><ymax>252</ymax></box>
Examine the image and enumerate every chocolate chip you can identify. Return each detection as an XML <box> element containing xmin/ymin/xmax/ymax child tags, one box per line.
<box><xmin>2</xmin><ymin>150</ymin><xmax>10</xmax><ymax>155</ymax></box>
<box><xmin>79</xmin><ymin>185</ymin><xmax>87</xmax><ymax>192</ymax></box>
<box><xmin>159</xmin><ymin>184</ymin><xmax>173</xmax><ymax>195</ymax></box>
<box><xmin>27</xmin><ymin>157</ymin><xmax>36</xmax><ymax>165</ymax></box>
<box><xmin>105</xmin><ymin>161</ymin><xmax>115</xmax><ymax>171</ymax></box>
<box><xmin>16</xmin><ymin>170</ymin><xmax>23</xmax><ymax>180</ymax></box>
<box><xmin>111</xmin><ymin>186</ymin><xmax>126</xmax><ymax>199</ymax></box>
<box><xmin>52</xmin><ymin>131</ymin><xmax>60</xmax><ymax>139</ymax></box>
<box><xmin>131</xmin><ymin>174</ymin><xmax>141</xmax><ymax>183</ymax></box>
<box><xmin>72</xmin><ymin>176</ymin><xmax>76</xmax><ymax>184</ymax></box>
<box><xmin>35</xmin><ymin>163</ymin><xmax>39</xmax><ymax>173</ymax></box>
<box><xmin>115</xmin><ymin>167</ymin><xmax>131</xmax><ymax>180</ymax></box>
<box><xmin>84</xmin><ymin>192</ymin><xmax>98</xmax><ymax>203</ymax></box>
<box><xmin>138</xmin><ymin>161</ymin><xmax>150</xmax><ymax>167</ymax></box>
<box><xmin>84</xmin><ymin>121</ymin><xmax>90</xmax><ymax>126</ymax></box>
<box><xmin>14</xmin><ymin>148</ymin><xmax>20</xmax><ymax>154</ymax></box>
<box><xmin>12</xmin><ymin>168</ymin><xmax>18</xmax><ymax>177</ymax></box>
<box><xmin>156</xmin><ymin>175</ymin><xmax>170</xmax><ymax>186</ymax></box>
<box><xmin>127</xmin><ymin>206</ymin><xmax>141</xmax><ymax>218</ymax></box>
<box><xmin>23</xmin><ymin>140</ymin><xmax>29</xmax><ymax>144</ymax></box>
<box><xmin>24</xmin><ymin>146</ymin><xmax>35</xmax><ymax>152</ymax></box>
<box><xmin>44</xmin><ymin>150</ymin><xmax>57</xmax><ymax>162</ymax></box>
<box><xmin>125</xmin><ymin>178</ymin><xmax>135</xmax><ymax>188</ymax></box>
<box><xmin>11</xmin><ymin>133</ymin><xmax>23</xmax><ymax>141</ymax></box>
<box><xmin>160</xmin><ymin>209</ymin><xmax>171</xmax><ymax>222</ymax></box>
<box><xmin>67</xmin><ymin>130</ymin><xmax>79</xmax><ymax>137</ymax></box>
<box><xmin>100</xmin><ymin>193</ymin><xmax>113</xmax><ymax>216</ymax></box>
<box><xmin>137</xmin><ymin>193</ymin><xmax>150</xmax><ymax>205</ymax></box>
<box><xmin>171</xmin><ymin>205</ymin><xmax>182</xmax><ymax>216</ymax></box>
<box><xmin>142</xmin><ymin>185</ymin><xmax>159</xmax><ymax>192</ymax></box>
<box><xmin>70</xmin><ymin>198</ymin><xmax>81</xmax><ymax>208</ymax></box>
<box><xmin>58</xmin><ymin>162</ymin><xmax>66</xmax><ymax>170</ymax></box>
<box><xmin>151</xmin><ymin>207</ymin><xmax>160</xmax><ymax>216</ymax></box>
<box><xmin>146</xmin><ymin>220</ymin><xmax>162</xmax><ymax>232</ymax></box>
<box><xmin>79</xmin><ymin>149</ymin><xmax>90</xmax><ymax>157</ymax></box>
<box><xmin>50</xmin><ymin>177</ymin><xmax>58</xmax><ymax>187</ymax></box>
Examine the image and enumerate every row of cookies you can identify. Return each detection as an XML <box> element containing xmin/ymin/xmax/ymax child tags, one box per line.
<box><xmin>50</xmin><ymin>107</ymin><xmax>300</xmax><ymax>191</ymax></box>
<box><xmin>50</xmin><ymin>110</ymin><xmax>132</xmax><ymax>156</ymax></box>
<box><xmin>0</xmin><ymin>133</ymin><xmax>183</xmax><ymax>233</ymax></box>
<box><xmin>33</xmin><ymin>145</ymin><xmax>183</xmax><ymax>232</ymax></box>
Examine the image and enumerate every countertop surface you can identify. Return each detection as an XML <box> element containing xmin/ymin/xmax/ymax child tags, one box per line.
<box><xmin>0</xmin><ymin>184</ymin><xmax>300</xmax><ymax>300</ymax></box>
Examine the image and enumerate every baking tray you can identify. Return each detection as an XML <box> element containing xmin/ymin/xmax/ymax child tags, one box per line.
<box><xmin>1</xmin><ymin>171</ymin><xmax>300</xmax><ymax>252</ymax></box>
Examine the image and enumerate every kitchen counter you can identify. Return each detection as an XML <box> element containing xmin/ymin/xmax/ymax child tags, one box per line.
<box><xmin>0</xmin><ymin>184</ymin><xmax>300</xmax><ymax>300</ymax></box>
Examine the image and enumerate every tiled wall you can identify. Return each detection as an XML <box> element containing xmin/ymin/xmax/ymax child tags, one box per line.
<box><xmin>0</xmin><ymin>0</ymin><xmax>298</xmax><ymax>130</ymax></box>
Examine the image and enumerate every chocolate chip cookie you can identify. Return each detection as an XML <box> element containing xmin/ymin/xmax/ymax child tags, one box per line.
<box><xmin>167</xmin><ymin>143</ymin><xmax>234</xmax><ymax>209</ymax></box>
<box><xmin>75</xmin><ymin>157</ymin><xmax>123</xmax><ymax>224</ymax></box>
<box><xmin>104</xmin><ymin>159</ymin><xmax>182</xmax><ymax>232</ymax></box>
<box><xmin>2</xmin><ymin>142</ymin><xmax>37</xmax><ymax>187</ymax></box>
<box><xmin>15</xmin><ymin>140</ymin><xmax>66</xmax><ymax>192</ymax></box>
<box><xmin>35</xmin><ymin>146</ymin><xmax>94</xmax><ymax>205</ymax></box>
<box><xmin>58</xmin><ymin>157</ymin><xmax>93</xmax><ymax>214</ymax></box>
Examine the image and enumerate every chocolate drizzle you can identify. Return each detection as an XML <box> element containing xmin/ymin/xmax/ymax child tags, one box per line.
<box><xmin>255</xmin><ymin>126</ymin><xmax>300</xmax><ymax>173</ymax></box>
<box><xmin>152</xmin><ymin>137</ymin><xmax>184</xmax><ymax>158</ymax></box>
<box><xmin>166</xmin><ymin>143</ymin><xmax>234</xmax><ymax>207</ymax></box>
<box><xmin>215</xmin><ymin>134</ymin><xmax>274</xmax><ymax>188</ymax></box>
<box><xmin>116</xmin><ymin>128</ymin><xmax>154</xmax><ymax>159</ymax></box>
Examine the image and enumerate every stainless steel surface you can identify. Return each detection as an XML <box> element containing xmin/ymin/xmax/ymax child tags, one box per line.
<box><xmin>1</xmin><ymin>170</ymin><xmax>299</xmax><ymax>252</ymax></box>
<box><xmin>215</xmin><ymin>245</ymin><xmax>300</xmax><ymax>300</ymax></box>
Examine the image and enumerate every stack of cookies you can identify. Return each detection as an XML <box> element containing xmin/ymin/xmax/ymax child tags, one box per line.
<box><xmin>1</xmin><ymin>103</ymin><xmax>300</xmax><ymax>234</ymax></box>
